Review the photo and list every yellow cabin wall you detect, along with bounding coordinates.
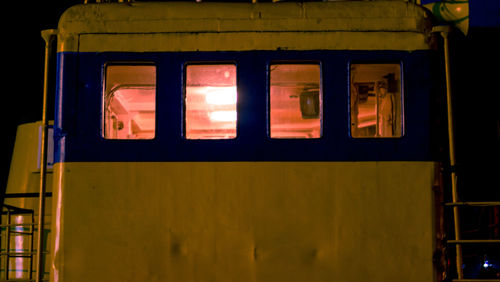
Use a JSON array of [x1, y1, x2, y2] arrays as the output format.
[[5, 122, 53, 196], [2, 2, 438, 280], [51, 161, 438, 282]]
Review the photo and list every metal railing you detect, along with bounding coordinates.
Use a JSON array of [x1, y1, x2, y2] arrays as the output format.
[[1, 205, 35, 281], [433, 25, 500, 282]]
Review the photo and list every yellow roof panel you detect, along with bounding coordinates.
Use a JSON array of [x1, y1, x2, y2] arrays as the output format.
[[57, 1, 434, 52]]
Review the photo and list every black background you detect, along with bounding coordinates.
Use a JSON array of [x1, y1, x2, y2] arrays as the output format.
[[2, 2, 78, 191]]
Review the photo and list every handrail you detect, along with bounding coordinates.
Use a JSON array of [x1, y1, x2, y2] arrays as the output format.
[[1, 204, 36, 280], [36, 29, 57, 282], [2, 204, 35, 215], [452, 279, 500, 282], [447, 239, 500, 244], [433, 25, 464, 280], [3, 193, 52, 199], [445, 201, 500, 207]]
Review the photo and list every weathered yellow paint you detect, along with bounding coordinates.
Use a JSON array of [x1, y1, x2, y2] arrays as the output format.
[[56, 1, 433, 52], [51, 161, 438, 282], [78, 31, 430, 53], [5, 122, 53, 196]]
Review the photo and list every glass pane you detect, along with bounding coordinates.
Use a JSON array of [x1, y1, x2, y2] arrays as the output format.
[[270, 64, 321, 139], [185, 64, 237, 139], [350, 64, 402, 138], [103, 65, 156, 139]]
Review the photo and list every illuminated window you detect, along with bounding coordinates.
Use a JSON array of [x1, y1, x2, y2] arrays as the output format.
[[185, 64, 237, 139], [270, 64, 322, 139], [350, 64, 403, 138], [103, 65, 156, 139]]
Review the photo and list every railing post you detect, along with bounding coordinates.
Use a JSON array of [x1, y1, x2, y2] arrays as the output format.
[[37, 29, 57, 282], [4, 209, 11, 280], [433, 25, 464, 280]]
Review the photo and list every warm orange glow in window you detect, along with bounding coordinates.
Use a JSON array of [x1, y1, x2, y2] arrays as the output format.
[[350, 64, 402, 138], [103, 65, 156, 139], [270, 64, 322, 139], [185, 64, 237, 139]]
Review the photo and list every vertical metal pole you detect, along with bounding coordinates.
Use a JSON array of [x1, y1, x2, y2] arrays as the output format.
[[37, 29, 57, 282], [5, 210, 11, 280], [433, 25, 464, 280], [29, 212, 35, 280]]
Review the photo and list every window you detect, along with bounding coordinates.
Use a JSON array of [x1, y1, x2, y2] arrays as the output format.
[[350, 63, 403, 138], [269, 64, 322, 139], [102, 65, 156, 139], [185, 64, 237, 139]]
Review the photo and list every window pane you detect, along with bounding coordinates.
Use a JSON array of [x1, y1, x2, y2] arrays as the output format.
[[185, 64, 237, 139], [103, 65, 156, 139], [350, 64, 402, 138], [270, 64, 321, 139]]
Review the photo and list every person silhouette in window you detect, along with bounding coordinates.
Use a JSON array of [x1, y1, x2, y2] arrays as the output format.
[[376, 81, 394, 137]]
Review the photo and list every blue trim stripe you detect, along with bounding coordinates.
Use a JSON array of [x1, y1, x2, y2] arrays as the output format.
[[54, 50, 440, 162]]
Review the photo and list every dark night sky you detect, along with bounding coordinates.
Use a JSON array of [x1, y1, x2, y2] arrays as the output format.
[[2, 1, 81, 193], [1, 1, 499, 200]]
